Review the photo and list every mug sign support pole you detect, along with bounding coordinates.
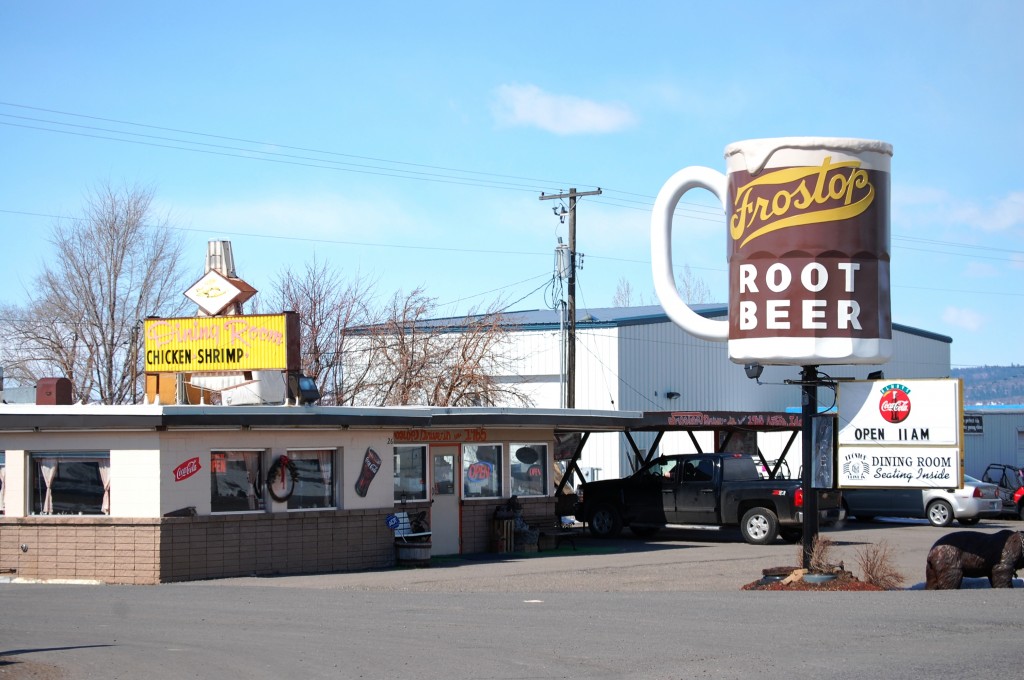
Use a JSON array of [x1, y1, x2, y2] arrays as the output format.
[[800, 365, 820, 569]]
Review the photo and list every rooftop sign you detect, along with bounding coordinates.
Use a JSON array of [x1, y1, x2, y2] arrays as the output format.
[[144, 313, 299, 373]]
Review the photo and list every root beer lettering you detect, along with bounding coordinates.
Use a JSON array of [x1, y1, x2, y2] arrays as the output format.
[[737, 261, 862, 330]]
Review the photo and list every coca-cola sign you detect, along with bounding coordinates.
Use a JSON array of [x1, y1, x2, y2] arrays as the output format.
[[878, 384, 911, 423], [174, 457, 201, 482]]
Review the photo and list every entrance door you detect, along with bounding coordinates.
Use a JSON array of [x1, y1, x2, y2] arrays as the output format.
[[430, 445, 461, 555]]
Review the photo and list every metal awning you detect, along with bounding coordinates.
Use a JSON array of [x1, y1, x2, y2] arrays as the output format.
[[0, 404, 644, 432]]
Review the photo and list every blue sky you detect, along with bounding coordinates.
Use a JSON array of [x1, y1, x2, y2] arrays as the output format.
[[1, 1, 1022, 369]]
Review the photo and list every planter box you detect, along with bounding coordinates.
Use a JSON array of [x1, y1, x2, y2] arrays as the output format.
[[395, 540, 432, 567]]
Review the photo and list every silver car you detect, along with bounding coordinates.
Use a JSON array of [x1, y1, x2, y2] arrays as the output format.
[[843, 475, 1003, 527]]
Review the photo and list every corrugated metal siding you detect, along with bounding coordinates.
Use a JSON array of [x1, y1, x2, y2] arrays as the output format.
[[884, 330, 951, 379], [574, 328, 623, 477], [498, 329, 563, 407], [962, 411, 1024, 477], [486, 312, 953, 480]]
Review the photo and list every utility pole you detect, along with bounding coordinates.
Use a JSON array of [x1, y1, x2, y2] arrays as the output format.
[[540, 187, 602, 408]]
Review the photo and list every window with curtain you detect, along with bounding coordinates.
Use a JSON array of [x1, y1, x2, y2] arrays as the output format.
[[29, 453, 110, 515], [393, 446, 427, 502], [463, 444, 503, 498], [285, 449, 335, 509], [511, 443, 548, 496], [211, 450, 264, 512]]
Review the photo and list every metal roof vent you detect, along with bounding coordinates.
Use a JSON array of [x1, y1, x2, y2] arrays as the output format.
[[36, 377, 73, 405]]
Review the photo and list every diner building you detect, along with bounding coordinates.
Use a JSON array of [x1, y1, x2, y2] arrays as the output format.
[[0, 402, 639, 583]]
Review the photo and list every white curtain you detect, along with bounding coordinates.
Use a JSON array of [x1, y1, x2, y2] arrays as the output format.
[[40, 458, 58, 514], [0, 466, 6, 514], [98, 460, 111, 515], [316, 451, 333, 506], [243, 452, 260, 510]]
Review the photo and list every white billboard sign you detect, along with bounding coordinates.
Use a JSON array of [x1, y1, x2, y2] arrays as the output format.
[[837, 379, 963, 488]]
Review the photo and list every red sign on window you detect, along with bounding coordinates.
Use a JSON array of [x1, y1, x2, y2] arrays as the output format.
[[466, 462, 492, 482]]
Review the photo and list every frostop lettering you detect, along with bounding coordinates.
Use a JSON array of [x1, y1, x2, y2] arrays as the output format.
[[737, 261, 862, 331]]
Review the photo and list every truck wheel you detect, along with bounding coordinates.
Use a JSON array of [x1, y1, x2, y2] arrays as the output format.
[[926, 499, 954, 527], [740, 507, 779, 545], [588, 504, 623, 538]]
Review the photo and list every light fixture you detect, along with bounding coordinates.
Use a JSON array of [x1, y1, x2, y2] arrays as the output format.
[[665, 391, 680, 400], [288, 373, 321, 405], [867, 370, 885, 380], [744, 363, 764, 381]]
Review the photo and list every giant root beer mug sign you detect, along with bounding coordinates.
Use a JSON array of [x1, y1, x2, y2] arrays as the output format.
[[651, 137, 893, 365]]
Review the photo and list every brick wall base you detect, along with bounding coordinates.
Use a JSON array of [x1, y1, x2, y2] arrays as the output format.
[[0, 509, 396, 585], [0, 498, 566, 584], [459, 497, 558, 553]]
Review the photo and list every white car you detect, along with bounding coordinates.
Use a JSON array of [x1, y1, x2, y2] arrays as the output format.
[[843, 475, 1003, 527]]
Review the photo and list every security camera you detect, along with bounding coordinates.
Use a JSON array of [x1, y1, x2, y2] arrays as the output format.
[[744, 363, 764, 380]]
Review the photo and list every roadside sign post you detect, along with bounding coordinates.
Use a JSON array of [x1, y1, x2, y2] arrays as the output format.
[[800, 365, 821, 568]]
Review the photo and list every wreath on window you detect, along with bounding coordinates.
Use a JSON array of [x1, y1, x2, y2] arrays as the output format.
[[266, 455, 300, 502]]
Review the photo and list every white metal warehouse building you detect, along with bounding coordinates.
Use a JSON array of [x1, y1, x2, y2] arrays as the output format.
[[488, 304, 954, 480], [963, 407, 1024, 479]]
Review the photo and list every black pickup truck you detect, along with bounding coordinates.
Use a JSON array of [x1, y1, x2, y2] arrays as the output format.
[[575, 453, 844, 545]]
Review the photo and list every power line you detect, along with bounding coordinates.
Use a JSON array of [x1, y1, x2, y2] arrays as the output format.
[[5, 102, 1024, 253], [0, 119, 550, 193], [10, 104, 1022, 264], [4, 207, 1021, 299], [0, 101, 728, 220], [0, 102, 581, 186], [0, 208, 555, 257]]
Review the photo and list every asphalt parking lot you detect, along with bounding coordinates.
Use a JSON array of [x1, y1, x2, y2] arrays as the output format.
[[4, 518, 1024, 680], [195, 515, 1024, 592]]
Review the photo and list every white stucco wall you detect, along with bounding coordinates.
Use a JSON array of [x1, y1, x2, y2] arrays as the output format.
[[0, 431, 162, 517]]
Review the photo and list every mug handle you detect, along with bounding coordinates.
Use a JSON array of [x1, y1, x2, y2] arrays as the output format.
[[650, 166, 730, 342]]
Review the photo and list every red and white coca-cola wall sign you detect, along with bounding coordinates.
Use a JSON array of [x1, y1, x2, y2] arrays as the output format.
[[174, 457, 201, 482]]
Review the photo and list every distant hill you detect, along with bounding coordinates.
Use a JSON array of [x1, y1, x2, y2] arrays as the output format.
[[951, 365, 1024, 406]]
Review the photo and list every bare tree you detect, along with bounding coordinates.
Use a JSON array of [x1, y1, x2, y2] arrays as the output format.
[[269, 258, 378, 405], [612, 277, 637, 307], [368, 288, 436, 405], [675, 264, 712, 304], [1, 183, 188, 403], [1, 298, 95, 400], [424, 301, 528, 407], [613, 267, 712, 308], [363, 288, 529, 407]]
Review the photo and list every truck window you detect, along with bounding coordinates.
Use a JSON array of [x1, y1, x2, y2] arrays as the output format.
[[721, 456, 759, 482], [660, 459, 680, 480], [683, 459, 714, 482]]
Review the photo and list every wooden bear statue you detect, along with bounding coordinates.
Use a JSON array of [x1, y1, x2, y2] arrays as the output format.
[[925, 530, 1024, 589]]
